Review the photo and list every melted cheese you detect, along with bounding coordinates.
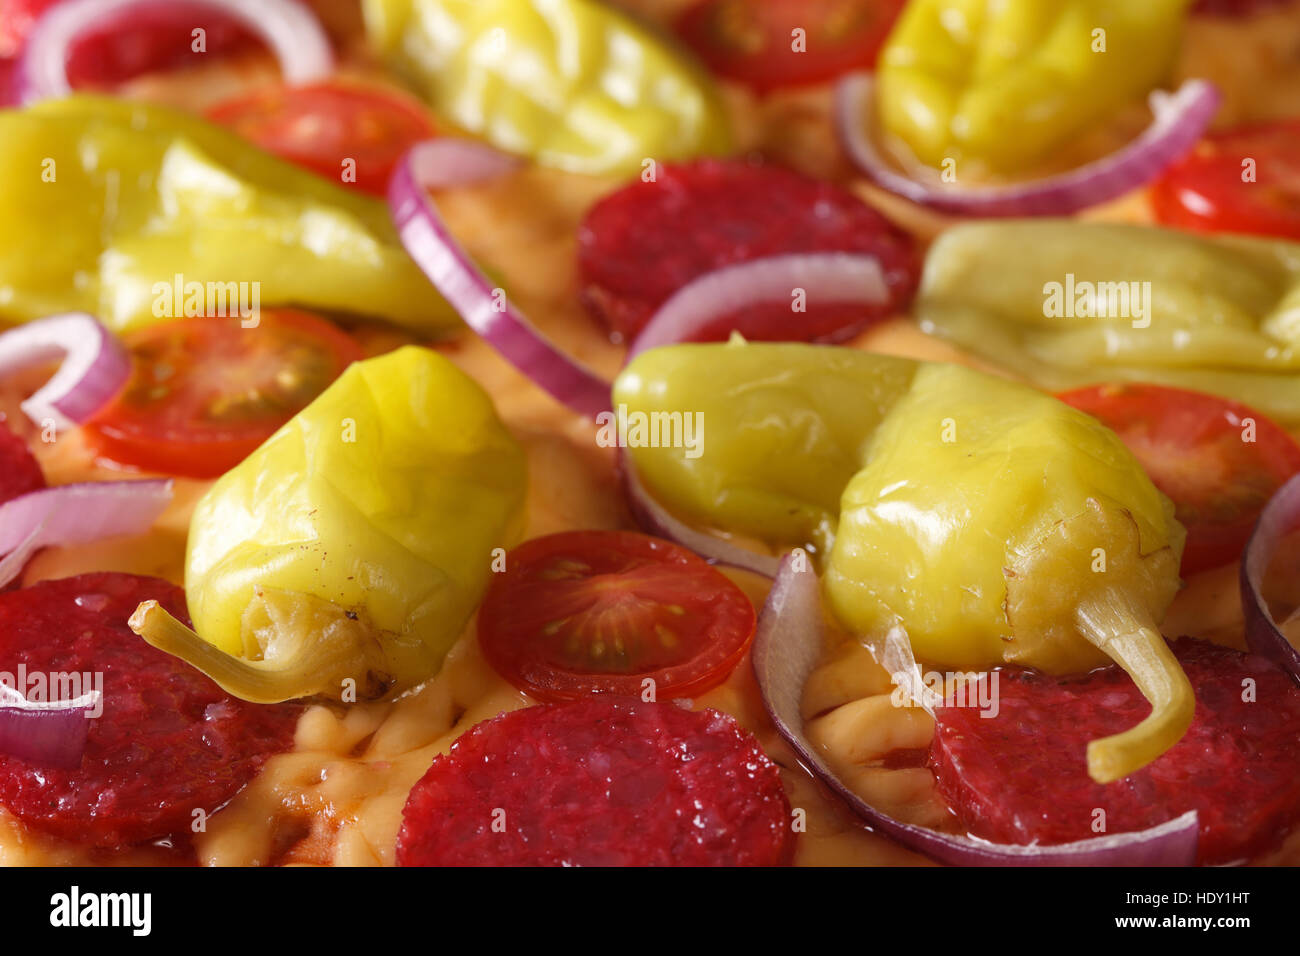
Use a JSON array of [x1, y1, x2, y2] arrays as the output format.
[[2, 1, 1300, 866]]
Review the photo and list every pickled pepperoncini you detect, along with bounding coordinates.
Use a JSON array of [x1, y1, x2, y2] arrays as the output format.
[[130, 347, 527, 703], [876, 0, 1192, 175], [614, 341, 1193, 783], [364, 0, 731, 176], [916, 220, 1300, 423], [0, 96, 454, 333]]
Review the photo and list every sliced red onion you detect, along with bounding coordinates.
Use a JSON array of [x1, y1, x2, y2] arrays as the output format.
[[626, 253, 889, 361], [0, 682, 99, 769], [389, 139, 614, 419], [0, 313, 130, 431], [16, 0, 333, 104], [621, 454, 781, 577], [1241, 473, 1300, 681], [835, 73, 1221, 217], [752, 552, 1200, 865], [0, 479, 173, 588]]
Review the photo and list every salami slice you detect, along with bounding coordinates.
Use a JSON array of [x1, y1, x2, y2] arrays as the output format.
[[0, 58, 13, 106], [1192, 0, 1290, 16], [1, 0, 258, 84], [397, 697, 795, 866], [930, 637, 1300, 864], [0, 573, 299, 848], [576, 158, 919, 342], [0, 417, 44, 505]]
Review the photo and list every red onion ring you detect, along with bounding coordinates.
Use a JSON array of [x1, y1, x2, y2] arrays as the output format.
[[626, 253, 889, 361], [15, 0, 334, 104], [0, 682, 100, 769], [389, 139, 614, 419], [0, 479, 173, 588], [835, 73, 1221, 217], [620, 453, 781, 578], [0, 313, 130, 431], [1241, 473, 1300, 681], [752, 552, 1200, 865]]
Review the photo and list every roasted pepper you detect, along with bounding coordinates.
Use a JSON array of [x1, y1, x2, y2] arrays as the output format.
[[364, 0, 731, 176], [615, 340, 1190, 783], [876, 0, 1191, 174], [0, 96, 455, 333], [916, 220, 1300, 423], [130, 346, 527, 702]]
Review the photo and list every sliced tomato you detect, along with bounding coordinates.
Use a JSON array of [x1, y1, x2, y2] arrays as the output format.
[[477, 530, 757, 701], [84, 310, 362, 480], [675, 0, 905, 94], [1, 0, 259, 84], [1059, 383, 1300, 575], [207, 81, 436, 196], [1150, 119, 1300, 240]]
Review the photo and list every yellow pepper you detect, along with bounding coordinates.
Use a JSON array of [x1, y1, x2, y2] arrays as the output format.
[[130, 347, 526, 703], [0, 96, 455, 333], [916, 220, 1300, 423], [615, 340, 1191, 783], [364, 0, 732, 176], [876, 0, 1192, 174]]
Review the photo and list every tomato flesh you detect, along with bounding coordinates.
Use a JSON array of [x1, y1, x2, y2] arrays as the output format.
[[477, 530, 757, 701], [207, 81, 436, 196], [84, 310, 362, 479], [1151, 119, 1300, 240], [675, 0, 905, 94], [1059, 383, 1300, 575]]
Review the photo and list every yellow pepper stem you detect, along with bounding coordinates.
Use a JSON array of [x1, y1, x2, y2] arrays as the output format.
[[129, 600, 390, 704], [1074, 593, 1195, 784]]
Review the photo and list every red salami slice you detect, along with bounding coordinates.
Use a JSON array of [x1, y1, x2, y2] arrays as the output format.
[[1192, 0, 1291, 16], [397, 697, 795, 866], [930, 637, 1300, 864], [0, 573, 299, 848], [0, 57, 13, 105], [1, 0, 258, 83], [0, 418, 43, 504], [576, 159, 919, 342]]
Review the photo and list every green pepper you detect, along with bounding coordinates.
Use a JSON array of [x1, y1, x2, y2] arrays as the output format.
[[364, 0, 731, 176], [876, 0, 1191, 174], [615, 340, 1191, 783], [0, 96, 455, 333], [916, 219, 1300, 423], [130, 346, 526, 702]]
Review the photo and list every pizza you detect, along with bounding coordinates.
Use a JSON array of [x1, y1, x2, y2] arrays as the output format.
[[0, 0, 1298, 869]]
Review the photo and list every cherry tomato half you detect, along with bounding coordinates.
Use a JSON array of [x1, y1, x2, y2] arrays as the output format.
[[84, 309, 363, 479], [477, 530, 757, 701], [1151, 119, 1300, 240], [1059, 383, 1300, 575], [675, 0, 905, 95], [207, 81, 436, 196]]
